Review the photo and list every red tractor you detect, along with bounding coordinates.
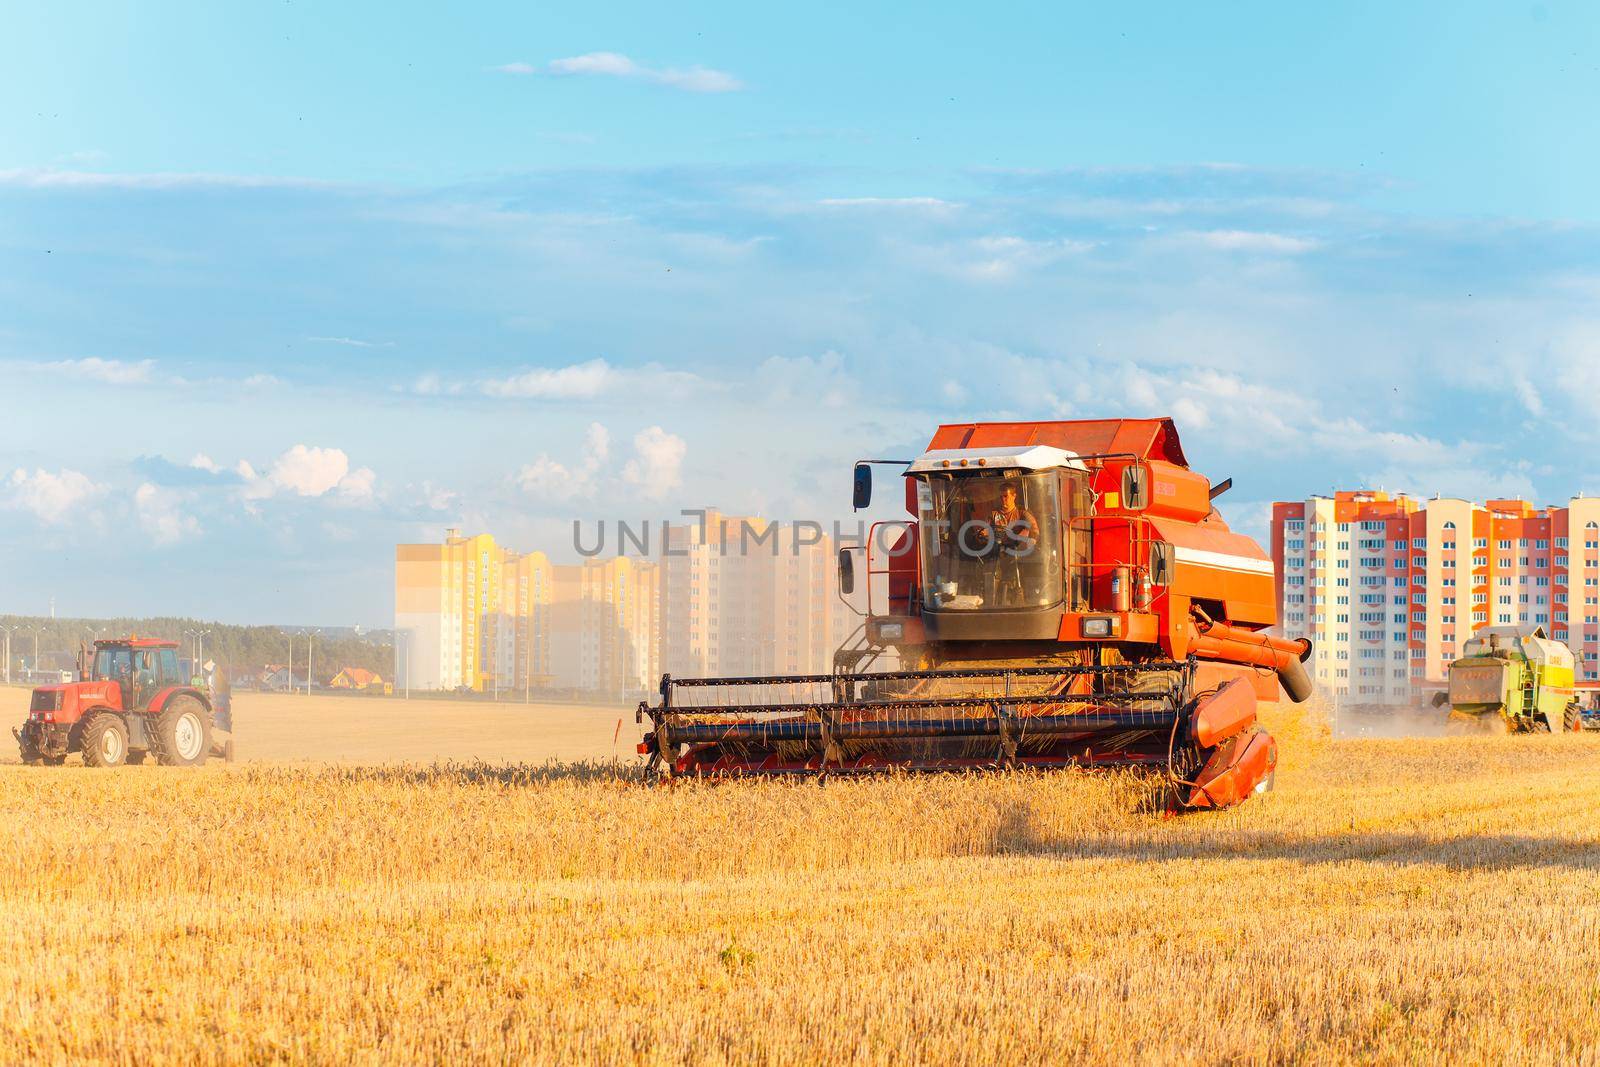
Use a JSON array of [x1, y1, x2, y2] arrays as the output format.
[[14, 637, 230, 767]]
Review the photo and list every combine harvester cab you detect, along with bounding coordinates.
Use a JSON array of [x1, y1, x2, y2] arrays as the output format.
[[639, 418, 1314, 810], [1434, 625, 1585, 733]]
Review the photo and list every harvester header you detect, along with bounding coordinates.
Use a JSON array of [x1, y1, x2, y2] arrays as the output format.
[[640, 416, 1313, 810]]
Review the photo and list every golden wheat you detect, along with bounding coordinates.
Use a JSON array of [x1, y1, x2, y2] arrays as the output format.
[[0, 697, 1597, 1065]]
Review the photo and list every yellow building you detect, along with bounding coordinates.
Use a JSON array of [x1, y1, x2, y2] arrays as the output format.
[[660, 509, 853, 679], [395, 529, 553, 692], [395, 529, 655, 695], [549, 556, 661, 695]]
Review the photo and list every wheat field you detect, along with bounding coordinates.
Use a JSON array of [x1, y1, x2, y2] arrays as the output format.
[[1, 694, 1597, 1064]]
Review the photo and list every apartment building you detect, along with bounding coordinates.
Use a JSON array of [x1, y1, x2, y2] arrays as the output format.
[[394, 529, 658, 694], [659, 509, 852, 679], [1272, 491, 1600, 705], [397, 513, 847, 694], [549, 556, 661, 696]]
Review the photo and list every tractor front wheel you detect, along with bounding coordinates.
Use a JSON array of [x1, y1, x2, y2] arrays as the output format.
[[1564, 700, 1584, 733], [79, 712, 129, 768], [150, 696, 212, 767]]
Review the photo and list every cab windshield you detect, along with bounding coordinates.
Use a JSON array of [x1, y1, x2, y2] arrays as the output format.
[[916, 471, 1068, 611], [92, 648, 134, 682]]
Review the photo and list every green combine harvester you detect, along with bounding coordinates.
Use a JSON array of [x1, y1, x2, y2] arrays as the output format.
[[1433, 625, 1586, 733]]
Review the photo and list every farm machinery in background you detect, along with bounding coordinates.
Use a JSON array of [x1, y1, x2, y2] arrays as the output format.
[[14, 636, 234, 766], [1432, 625, 1588, 733], [639, 418, 1314, 810]]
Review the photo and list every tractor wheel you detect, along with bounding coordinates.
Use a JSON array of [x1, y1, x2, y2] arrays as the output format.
[[1564, 701, 1584, 733], [149, 695, 212, 767], [79, 713, 129, 768]]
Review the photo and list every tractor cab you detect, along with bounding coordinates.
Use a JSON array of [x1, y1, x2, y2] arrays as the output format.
[[88, 638, 186, 711]]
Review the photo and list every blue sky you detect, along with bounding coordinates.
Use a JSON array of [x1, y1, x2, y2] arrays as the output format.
[[3, 2, 1600, 625]]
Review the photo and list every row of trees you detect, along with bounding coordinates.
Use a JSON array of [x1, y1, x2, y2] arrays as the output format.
[[0, 615, 392, 685]]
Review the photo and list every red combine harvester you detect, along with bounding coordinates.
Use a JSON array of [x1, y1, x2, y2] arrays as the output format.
[[14, 636, 228, 767], [638, 418, 1313, 809]]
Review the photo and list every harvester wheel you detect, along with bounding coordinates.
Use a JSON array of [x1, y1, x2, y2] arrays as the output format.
[[149, 695, 212, 767], [1563, 701, 1583, 733], [79, 712, 129, 768]]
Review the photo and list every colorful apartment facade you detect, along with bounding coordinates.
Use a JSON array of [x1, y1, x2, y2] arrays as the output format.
[[394, 529, 556, 693], [397, 513, 850, 696], [659, 509, 852, 680], [1272, 491, 1600, 704], [549, 556, 661, 695]]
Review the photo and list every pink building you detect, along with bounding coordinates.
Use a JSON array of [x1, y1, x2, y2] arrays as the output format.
[[1272, 491, 1600, 705]]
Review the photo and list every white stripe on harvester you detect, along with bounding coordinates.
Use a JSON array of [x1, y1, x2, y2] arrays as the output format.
[[1171, 546, 1276, 575]]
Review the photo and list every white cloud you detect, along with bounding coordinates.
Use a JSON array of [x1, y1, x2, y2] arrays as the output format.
[[337, 466, 377, 504], [516, 421, 611, 500], [583, 421, 611, 465], [268, 445, 350, 497], [515, 455, 583, 499], [817, 197, 956, 210], [485, 358, 615, 399], [1511, 374, 1544, 417], [1191, 230, 1318, 254], [134, 483, 201, 545], [415, 481, 459, 512], [495, 61, 537, 75], [307, 336, 391, 348], [6, 468, 103, 523], [0, 169, 332, 190], [957, 235, 1094, 280], [237, 445, 379, 504], [40, 357, 155, 384], [480, 358, 698, 401], [242, 374, 281, 389], [757, 352, 855, 409], [188, 454, 222, 473], [409, 372, 464, 396], [537, 51, 743, 93], [622, 426, 687, 499]]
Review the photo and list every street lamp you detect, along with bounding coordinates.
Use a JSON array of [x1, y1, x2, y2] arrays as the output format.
[[0, 624, 15, 685], [306, 628, 321, 696]]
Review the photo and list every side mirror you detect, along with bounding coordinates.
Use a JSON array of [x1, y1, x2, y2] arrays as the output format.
[[837, 548, 856, 596], [852, 464, 872, 510], [1121, 465, 1149, 510], [1148, 542, 1173, 586]]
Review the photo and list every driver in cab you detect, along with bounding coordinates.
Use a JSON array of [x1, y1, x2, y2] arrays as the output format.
[[968, 480, 1041, 607]]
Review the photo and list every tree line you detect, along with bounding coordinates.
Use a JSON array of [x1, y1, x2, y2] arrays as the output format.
[[0, 615, 391, 685]]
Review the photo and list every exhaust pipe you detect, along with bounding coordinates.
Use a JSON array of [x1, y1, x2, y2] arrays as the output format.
[[1190, 609, 1314, 704]]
